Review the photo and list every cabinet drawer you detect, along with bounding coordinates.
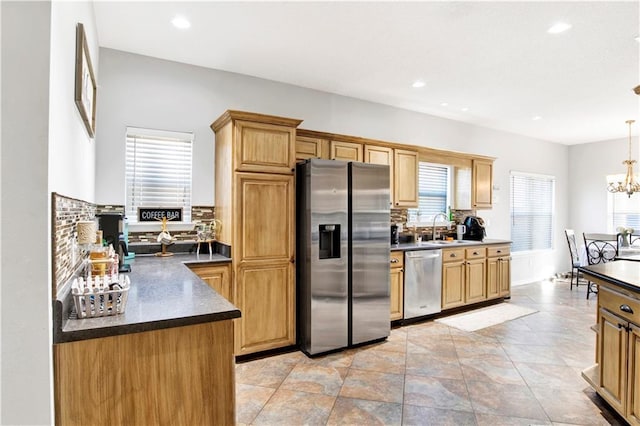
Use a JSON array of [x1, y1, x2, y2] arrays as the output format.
[[390, 251, 404, 268], [443, 248, 465, 262], [600, 286, 640, 325], [487, 245, 510, 258], [465, 247, 486, 259]]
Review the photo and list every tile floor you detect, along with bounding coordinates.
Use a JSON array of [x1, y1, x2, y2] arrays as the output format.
[[235, 280, 627, 425]]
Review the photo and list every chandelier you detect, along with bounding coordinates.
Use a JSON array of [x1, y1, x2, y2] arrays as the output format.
[[607, 119, 640, 198]]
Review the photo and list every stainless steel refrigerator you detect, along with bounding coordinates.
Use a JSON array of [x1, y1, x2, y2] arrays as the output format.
[[297, 159, 391, 356]]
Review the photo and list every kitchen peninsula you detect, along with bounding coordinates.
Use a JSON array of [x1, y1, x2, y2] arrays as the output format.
[[579, 260, 640, 424], [53, 254, 239, 425]]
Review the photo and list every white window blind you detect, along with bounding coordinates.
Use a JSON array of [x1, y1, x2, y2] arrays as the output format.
[[408, 162, 450, 222], [607, 189, 640, 231], [125, 127, 193, 223], [510, 172, 555, 252]]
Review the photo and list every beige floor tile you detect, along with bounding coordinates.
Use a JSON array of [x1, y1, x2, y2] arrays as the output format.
[[326, 397, 402, 425], [235, 358, 296, 388], [466, 380, 548, 420], [350, 348, 406, 374], [530, 386, 625, 425], [405, 352, 464, 380], [280, 363, 345, 396], [404, 374, 473, 411], [252, 388, 336, 426], [235, 384, 276, 425], [474, 412, 552, 425], [513, 362, 589, 391], [339, 368, 404, 404], [402, 405, 476, 426], [459, 357, 526, 385]]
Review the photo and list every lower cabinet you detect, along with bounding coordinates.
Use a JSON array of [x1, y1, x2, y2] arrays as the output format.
[[592, 287, 640, 424], [235, 262, 295, 355], [390, 251, 404, 321], [465, 248, 487, 304], [442, 248, 466, 310], [487, 245, 511, 299], [187, 263, 232, 302]]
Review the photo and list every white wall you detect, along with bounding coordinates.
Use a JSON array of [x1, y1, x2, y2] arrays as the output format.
[[1, 2, 53, 424], [569, 136, 630, 238], [49, 1, 98, 202], [1, 1, 98, 423], [96, 49, 570, 283]]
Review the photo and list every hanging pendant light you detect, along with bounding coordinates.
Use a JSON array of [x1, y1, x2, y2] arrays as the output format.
[[607, 120, 640, 198]]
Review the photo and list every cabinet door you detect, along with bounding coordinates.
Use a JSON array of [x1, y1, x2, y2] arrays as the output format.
[[234, 173, 294, 264], [234, 120, 296, 174], [499, 257, 511, 297], [296, 136, 329, 162], [331, 141, 363, 162], [486, 257, 500, 299], [390, 267, 404, 321], [628, 323, 640, 424], [365, 145, 394, 205], [393, 149, 418, 208], [235, 262, 295, 355], [442, 261, 465, 309], [472, 159, 493, 209], [466, 258, 486, 303], [188, 264, 232, 302], [599, 308, 628, 415]]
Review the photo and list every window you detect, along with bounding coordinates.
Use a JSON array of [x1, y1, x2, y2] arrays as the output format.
[[125, 127, 193, 223], [510, 172, 555, 252], [607, 190, 640, 231], [408, 162, 451, 223]]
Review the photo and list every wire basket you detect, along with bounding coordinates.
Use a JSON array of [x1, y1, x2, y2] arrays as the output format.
[[72, 276, 130, 319]]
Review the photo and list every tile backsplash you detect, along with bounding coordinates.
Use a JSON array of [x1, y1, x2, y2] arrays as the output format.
[[52, 193, 96, 296]]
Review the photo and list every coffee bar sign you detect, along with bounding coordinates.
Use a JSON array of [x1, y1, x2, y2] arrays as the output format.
[[138, 208, 183, 222]]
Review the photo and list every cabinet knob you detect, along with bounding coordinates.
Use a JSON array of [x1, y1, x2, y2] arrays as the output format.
[[497, 250, 502, 253], [473, 251, 479, 255], [620, 304, 634, 314], [450, 253, 457, 258], [390, 258, 399, 263], [290, 257, 295, 264]]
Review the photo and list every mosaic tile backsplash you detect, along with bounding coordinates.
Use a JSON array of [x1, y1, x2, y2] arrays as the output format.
[[52, 193, 96, 295]]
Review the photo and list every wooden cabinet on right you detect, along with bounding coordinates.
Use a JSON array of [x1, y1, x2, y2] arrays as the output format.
[[442, 244, 509, 311], [472, 159, 493, 209], [390, 251, 404, 321], [486, 245, 511, 299], [296, 135, 329, 162], [393, 149, 419, 208], [187, 263, 232, 303]]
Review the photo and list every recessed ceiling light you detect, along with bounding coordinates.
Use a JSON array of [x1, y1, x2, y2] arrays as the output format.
[[412, 80, 426, 88], [171, 15, 191, 29], [636, 35, 640, 42], [440, 102, 449, 107], [532, 116, 542, 121], [461, 107, 469, 112], [547, 22, 571, 34]]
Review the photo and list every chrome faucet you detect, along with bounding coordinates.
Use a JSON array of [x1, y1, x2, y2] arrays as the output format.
[[432, 212, 449, 241]]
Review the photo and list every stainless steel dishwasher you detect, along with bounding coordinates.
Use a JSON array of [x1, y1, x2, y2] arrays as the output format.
[[404, 250, 443, 319]]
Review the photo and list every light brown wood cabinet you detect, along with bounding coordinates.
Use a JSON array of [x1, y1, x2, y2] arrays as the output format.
[[390, 251, 404, 321], [486, 245, 511, 299], [472, 159, 493, 209], [212, 110, 301, 356], [331, 140, 363, 162], [442, 245, 511, 311], [54, 321, 235, 426], [394, 149, 419, 208], [296, 135, 329, 161], [187, 263, 232, 302]]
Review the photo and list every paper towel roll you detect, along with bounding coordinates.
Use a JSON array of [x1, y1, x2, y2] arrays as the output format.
[[77, 220, 96, 245]]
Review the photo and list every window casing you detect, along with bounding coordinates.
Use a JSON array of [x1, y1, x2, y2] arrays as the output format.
[[125, 127, 193, 223], [607, 189, 640, 231], [510, 172, 555, 252], [408, 162, 451, 224]]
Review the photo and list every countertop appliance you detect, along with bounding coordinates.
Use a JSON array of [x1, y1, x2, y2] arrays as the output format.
[[297, 159, 390, 356], [463, 216, 486, 241], [98, 214, 131, 273], [391, 224, 400, 245], [404, 250, 442, 319]]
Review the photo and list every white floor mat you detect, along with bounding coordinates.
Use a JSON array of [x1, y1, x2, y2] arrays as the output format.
[[435, 303, 538, 332]]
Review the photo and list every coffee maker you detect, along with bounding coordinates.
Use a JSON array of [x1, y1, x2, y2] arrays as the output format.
[[98, 214, 131, 272], [462, 216, 486, 241]]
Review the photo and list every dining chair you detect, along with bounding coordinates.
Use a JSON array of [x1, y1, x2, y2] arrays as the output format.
[[582, 233, 619, 299], [564, 229, 582, 290]]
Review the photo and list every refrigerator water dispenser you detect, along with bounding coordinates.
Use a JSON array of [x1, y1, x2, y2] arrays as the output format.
[[319, 224, 341, 259]]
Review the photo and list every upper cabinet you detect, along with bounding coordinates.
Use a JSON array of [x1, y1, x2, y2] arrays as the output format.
[[393, 149, 419, 208], [212, 111, 301, 175], [472, 159, 493, 209], [295, 136, 329, 162], [331, 141, 363, 162]]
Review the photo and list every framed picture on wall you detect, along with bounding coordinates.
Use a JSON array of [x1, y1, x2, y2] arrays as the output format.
[[75, 23, 97, 138]]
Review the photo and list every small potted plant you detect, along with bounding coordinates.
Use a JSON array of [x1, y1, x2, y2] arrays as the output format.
[[617, 226, 635, 247]]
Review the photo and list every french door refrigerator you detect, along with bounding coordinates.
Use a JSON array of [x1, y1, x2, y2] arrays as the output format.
[[297, 158, 391, 356]]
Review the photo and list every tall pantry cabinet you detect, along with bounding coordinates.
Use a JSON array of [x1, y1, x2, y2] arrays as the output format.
[[211, 111, 302, 356]]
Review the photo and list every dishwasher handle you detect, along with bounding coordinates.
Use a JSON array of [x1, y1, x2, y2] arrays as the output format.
[[405, 250, 442, 259]]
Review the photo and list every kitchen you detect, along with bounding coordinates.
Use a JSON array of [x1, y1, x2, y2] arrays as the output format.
[[2, 1, 638, 425]]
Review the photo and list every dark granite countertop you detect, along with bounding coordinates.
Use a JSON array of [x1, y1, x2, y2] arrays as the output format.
[[53, 253, 239, 344], [391, 239, 512, 251], [579, 260, 640, 294]]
